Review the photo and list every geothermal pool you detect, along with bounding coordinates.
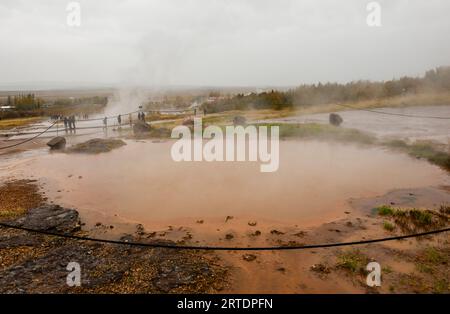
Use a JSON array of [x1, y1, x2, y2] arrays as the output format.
[[1, 140, 448, 235]]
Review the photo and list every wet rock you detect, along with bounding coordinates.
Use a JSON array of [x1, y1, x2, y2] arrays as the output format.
[[150, 127, 171, 138], [242, 254, 257, 262], [46, 136, 66, 150], [293, 231, 306, 237], [250, 230, 261, 237], [133, 120, 152, 134], [136, 224, 145, 236], [67, 138, 126, 154], [233, 116, 247, 126], [182, 118, 194, 127], [7, 204, 80, 234], [329, 113, 343, 126], [0, 235, 41, 249]]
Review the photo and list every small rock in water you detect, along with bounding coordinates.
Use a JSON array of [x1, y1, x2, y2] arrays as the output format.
[[225, 233, 234, 240], [250, 230, 261, 237], [233, 116, 247, 126], [329, 113, 343, 126], [46, 136, 66, 150]]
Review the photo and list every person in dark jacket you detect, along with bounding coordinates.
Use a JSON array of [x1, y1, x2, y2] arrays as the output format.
[[63, 117, 68, 133]]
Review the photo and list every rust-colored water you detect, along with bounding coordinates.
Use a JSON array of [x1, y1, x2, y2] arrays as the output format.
[[1, 139, 448, 237]]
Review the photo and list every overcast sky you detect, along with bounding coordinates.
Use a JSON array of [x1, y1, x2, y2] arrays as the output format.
[[1, 0, 450, 88]]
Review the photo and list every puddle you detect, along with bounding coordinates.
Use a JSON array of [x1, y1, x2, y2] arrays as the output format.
[[260, 105, 450, 144]]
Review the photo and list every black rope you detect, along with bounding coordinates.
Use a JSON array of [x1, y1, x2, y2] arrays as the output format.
[[0, 222, 448, 251], [0, 109, 143, 149], [0, 120, 58, 150], [336, 103, 450, 119], [74, 110, 141, 122]]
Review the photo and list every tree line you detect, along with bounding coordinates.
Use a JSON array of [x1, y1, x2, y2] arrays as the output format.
[[203, 66, 450, 113]]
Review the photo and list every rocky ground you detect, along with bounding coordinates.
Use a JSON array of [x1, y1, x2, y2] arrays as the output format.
[[0, 179, 449, 294], [0, 180, 228, 293]]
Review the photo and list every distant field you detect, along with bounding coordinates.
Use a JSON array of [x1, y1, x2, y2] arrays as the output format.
[[0, 88, 114, 102], [0, 117, 44, 130]]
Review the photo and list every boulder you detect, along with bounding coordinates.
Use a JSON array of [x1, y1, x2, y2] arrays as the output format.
[[133, 121, 152, 134], [329, 113, 343, 126], [10, 204, 80, 233], [233, 116, 247, 126], [47, 136, 66, 150], [182, 118, 194, 127], [67, 138, 126, 154]]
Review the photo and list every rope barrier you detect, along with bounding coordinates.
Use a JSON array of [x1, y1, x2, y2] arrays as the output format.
[[0, 120, 59, 150], [335, 103, 450, 119], [0, 109, 144, 150], [0, 222, 448, 251]]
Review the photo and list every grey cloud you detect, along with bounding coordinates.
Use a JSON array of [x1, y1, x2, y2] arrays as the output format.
[[0, 0, 449, 88]]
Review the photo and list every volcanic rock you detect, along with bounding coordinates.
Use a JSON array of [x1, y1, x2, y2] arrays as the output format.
[[46, 136, 66, 150]]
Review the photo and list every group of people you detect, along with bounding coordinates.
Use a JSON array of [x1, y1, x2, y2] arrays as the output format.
[[102, 114, 123, 128], [59, 111, 146, 135], [137, 112, 146, 121], [63, 115, 76, 133]]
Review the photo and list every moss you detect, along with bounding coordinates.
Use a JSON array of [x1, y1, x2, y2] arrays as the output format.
[[337, 249, 369, 274]]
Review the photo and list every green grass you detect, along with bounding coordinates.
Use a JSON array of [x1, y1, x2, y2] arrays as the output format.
[[408, 209, 433, 226], [433, 279, 449, 293], [383, 140, 450, 171], [259, 123, 376, 144], [0, 208, 27, 220], [337, 249, 369, 274], [423, 247, 446, 264], [377, 205, 395, 216], [375, 205, 448, 233], [383, 221, 395, 231]]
